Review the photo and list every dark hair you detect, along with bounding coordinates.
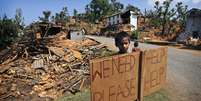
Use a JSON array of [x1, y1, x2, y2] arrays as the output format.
[[115, 31, 130, 47], [134, 41, 139, 47]]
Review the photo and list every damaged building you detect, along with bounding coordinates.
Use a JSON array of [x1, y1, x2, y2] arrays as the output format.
[[177, 8, 201, 42]]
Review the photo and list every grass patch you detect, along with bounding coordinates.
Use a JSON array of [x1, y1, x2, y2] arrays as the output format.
[[144, 89, 170, 101], [56, 89, 90, 101], [57, 89, 170, 101]]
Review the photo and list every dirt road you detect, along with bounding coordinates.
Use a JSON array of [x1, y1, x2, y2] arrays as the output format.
[[86, 35, 201, 101]]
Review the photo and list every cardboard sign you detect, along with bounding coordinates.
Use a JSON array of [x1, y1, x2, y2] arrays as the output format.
[[140, 47, 167, 97], [90, 52, 140, 101]]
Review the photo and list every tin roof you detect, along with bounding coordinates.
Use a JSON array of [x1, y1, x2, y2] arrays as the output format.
[[187, 8, 201, 17]]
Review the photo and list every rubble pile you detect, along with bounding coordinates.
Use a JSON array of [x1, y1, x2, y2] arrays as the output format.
[[185, 37, 201, 46], [0, 31, 113, 100]]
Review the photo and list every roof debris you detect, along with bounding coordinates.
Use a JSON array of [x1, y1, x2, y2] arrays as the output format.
[[0, 31, 114, 101]]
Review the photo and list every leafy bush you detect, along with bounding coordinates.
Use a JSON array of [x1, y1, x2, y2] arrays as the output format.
[[0, 16, 20, 48], [149, 18, 161, 28], [131, 30, 140, 40]]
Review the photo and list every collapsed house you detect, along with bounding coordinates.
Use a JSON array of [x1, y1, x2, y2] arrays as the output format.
[[0, 26, 114, 100], [177, 8, 201, 43], [29, 22, 64, 37]]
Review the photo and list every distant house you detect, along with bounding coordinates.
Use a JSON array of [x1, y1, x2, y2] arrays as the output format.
[[104, 9, 138, 32], [185, 8, 201, 38], [105, 13, 122, 26], [177, 8, 201, 41]]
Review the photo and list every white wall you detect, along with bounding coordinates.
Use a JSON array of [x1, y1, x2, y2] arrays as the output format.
[[130, 11, 138, 31], [70, 31, 84, 40]]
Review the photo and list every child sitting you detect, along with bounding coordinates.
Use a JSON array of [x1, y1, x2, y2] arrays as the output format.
[[115, 31, 131, 54], [115, 31, 140, 54]]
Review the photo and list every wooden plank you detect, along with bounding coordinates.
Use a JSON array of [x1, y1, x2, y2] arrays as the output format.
[[140, 47, 167, 100], [90, 52, 140, 101]]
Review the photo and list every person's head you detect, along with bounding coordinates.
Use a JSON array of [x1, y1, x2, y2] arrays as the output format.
[[115, 31, 130, 54], [134, 41, 139, 47]]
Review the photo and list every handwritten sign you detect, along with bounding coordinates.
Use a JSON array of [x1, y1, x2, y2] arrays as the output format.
[[140, 47, 167, 97], [90, 52, 140, 101]]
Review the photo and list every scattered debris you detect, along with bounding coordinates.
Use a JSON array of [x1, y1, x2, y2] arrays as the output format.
[[0, 31, 114, 100], [186, 37, 201, 46]]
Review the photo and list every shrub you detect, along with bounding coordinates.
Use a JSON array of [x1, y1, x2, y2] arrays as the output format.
[[0, 16, 20, 48], [131, 30, 139, 40]]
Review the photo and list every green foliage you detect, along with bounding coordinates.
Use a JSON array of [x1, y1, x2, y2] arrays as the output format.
[[175, 2, 188, 28], [0, 15, 19, 48], [85, 0, 110, 22], [14, 8, 25, 29], [147, 0, 180, 35], [57, 88, 170, 101], [146, 0, 188, 35], [73, 9, 78, 18], [110, 0, 124, 14], [145, 9, 154, 18], [160, 0, 176, 34], [144, 89, 170, 101], [126, 4, 141, 15], [145, 2, 163, 28], [51, 7, 69, 24], [85, 0, 124, 23], [131, 30, 139, 40], [0, 8, 24, 48], [149, 18, 161, 28], [39, 10, 51, 22]]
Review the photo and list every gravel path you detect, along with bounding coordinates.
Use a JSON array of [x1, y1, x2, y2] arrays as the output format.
[[86, 35, 201, 101]]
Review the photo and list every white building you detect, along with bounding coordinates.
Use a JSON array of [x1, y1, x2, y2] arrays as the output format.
[[105, 9, 138, 31], [106, 13, 122, 26]]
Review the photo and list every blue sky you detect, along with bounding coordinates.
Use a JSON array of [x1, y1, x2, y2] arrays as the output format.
[[0, 0, 200, 25]]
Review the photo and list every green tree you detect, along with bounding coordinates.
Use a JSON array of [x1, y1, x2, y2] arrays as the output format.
[[85, 4, 93, 22], [110, 0, 124, 13], [175, 2, 188, 28], [154, 1, 163, 18], [54, 13, 60, 22], [60, 7, 69, 21], [161, 0, 176, 35], [86, 0, 110, 22], [73, 9, 78, 18], [39, 10, 51, 22], [52, 7, 69, 24], [126, 4, 141, 15], [51, 15, 55, 22], [14, 8, 24, 29], [148, 0, 176, 35], [85, 0, 125, 22], [147, 1, 163, 28], [0, 15, 19, 48], [144, 9, 154, 18]]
